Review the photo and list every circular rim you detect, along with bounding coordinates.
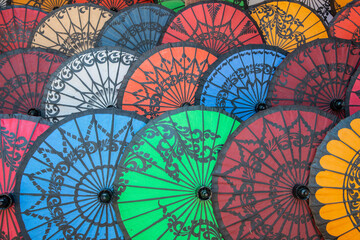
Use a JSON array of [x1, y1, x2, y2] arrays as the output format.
[[95, 3, 176, 48], [113, 104, 241, 240], [14, 108, 148, 240], [212, 104, 339, 240]]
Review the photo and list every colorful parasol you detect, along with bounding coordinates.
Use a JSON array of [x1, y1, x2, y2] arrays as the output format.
[[212, 105, 338, 239], [15, 109, 147, 240], [0, 114, 50, 240], [0, 6, 47, 53], [249, 0, 329, 52], [42, 46, 138, 123], [118, 42, 218, 119], [195, 44, 287, 121], [96, 4, 175, 54], [266, 38, 360, 119], [114, 105, 241, 239], [346, 67, 360, 116], [70, 0, 154, 12], [248, 0, 333, 25], [331, 0, 353, 14], [160, 1, 264, 55], [158, 0, 247, 13], [309, 110, 360, 239], [0, 48, 67, 116], [10, 0, 69, 12], [329, 0, 360, 42], [29, 3, 113, 56]]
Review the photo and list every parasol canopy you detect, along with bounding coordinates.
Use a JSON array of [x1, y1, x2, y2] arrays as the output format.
[[15, 109, 147, 240], [0, 6, 47, 53], [29, 3, 113, 56], [249, 0, 329, 52], [70, 0, 154, 12], [309, 110, 360, 239], [10, 0, 69, 12], [195, 44, 287, 121], [161, 0, 264, 55], [118, 42, 218, 119], [212, 105, 338, 239], [42, 46, 138, 123], [114, 105, 241, 239], [331, 0, 353, 14], [0, 114, 50, 240], [266, 38, 360, 119], [158, 0, 246, 13], [96, 4, 175, 54], [329, 0, 360, 42], [0, 48, 67, 116], [345, 67, 360, 116]]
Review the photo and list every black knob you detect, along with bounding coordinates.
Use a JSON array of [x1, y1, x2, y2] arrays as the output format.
[[98, 189, 113, 204], [106, 105, 116, 108], [197, 186, 211, 201], [292, 184, 310, 200], [110, 7, 118, 12], [52, 7, 59, 10], [180, 102, 191, 107], [330, 99, 344, 111], [27, 108, 41, 116], [255, 103, 268, 112], [0, 194, 13, 210]]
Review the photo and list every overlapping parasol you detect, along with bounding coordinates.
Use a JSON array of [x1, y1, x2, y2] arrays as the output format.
[[10, 0, 69, 12], [70, 0, 154, 12]]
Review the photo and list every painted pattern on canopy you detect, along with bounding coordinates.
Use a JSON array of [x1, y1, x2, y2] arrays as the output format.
[[42, 47, 138, 123], [249, 0, 329, 52], [0, 48, 67, 116], [70, 0, 154, 12], [346, 67, 360, 116], [10, 0, 69, 12], [0, 115, 50, 240], [114, 106, 241, 239], [332, 0, 353, 14], [161, 1, 264, 55], [96, 4, 175, 54], [30, 4, 113, 56], [213, 106, 338, 239], [309, 111, 360, 240], [267, 38, 360, 119], [195, 44, 287, 121], [15, 109, 147, 240], [118, 43, 218, 119], [0, 6, 47, 53], [329, 0, 360, 42]]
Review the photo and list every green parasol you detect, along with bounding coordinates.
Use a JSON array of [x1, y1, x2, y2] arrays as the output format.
[[113, 106, 241, 239]]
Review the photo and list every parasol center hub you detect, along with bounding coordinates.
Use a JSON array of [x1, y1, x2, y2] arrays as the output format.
[[197, 186, 211, 201], [28, 108, 41, 116], [292, 184, 310, 200], [110, 7, 118, 12], [106, 105, 116, 109], [255, 103, 268, 112], [180, 102, 192, 107], [98, 189, 113, 204], [330, 99, 344, 111], [0, 194, 13, 210], [52, 6, 59, 10]]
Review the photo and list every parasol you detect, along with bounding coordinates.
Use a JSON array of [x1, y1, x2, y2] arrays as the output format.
[[160, 0, 264, 55], [96, 4, 175, 54], [70, 0, 154, 12], [266, 38, 360, 119], [0, 114, 50, 240], [114, 105, 241, 239], [329, 0, 360, 42], [331, 0, 353, 14], [0, 6, 47, 53], [309, 110, 360, 239], [0, 48, 67, 116], [10, 0, 69, 12], [118, 42, 218, 119], [158, 0, 246, 13], [249, 0, 329, 52], [345, 67, 360, 116], [212, 105, 338, 239], [14, 109, 147, 240], [29, 3, 113, 56], [248, 0, 333, 25], [42, 46, 138, 123], [195, 44, 287, 121]]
